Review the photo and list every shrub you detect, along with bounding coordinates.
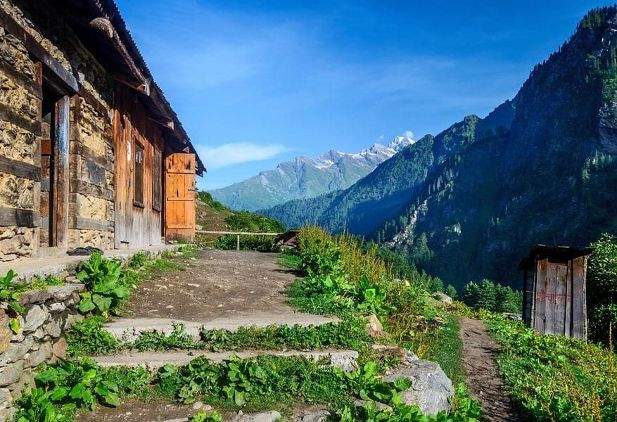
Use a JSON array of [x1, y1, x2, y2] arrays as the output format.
[[588, 233, 617, 349], [486, 315, 617, 421], [462, 279, 522, 314], [76, 253, 131, 317], [297, 227, 342, 277], [66, 317, 119, 357], [14, 360, 150, 421]]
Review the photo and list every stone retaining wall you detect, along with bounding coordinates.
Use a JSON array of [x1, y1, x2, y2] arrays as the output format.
[[0, 283, 84, 419]]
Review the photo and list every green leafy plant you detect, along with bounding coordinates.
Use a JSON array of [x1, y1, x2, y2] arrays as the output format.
[[76, 253, 130, 316], [66, 317, 120, 357], [485, 314, 617, 421], [15, 360, 151, 421], [190, 409, 224, 422]]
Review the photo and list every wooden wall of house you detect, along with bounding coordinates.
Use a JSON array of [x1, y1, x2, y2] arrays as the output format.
[[113, 86, 164, 249]]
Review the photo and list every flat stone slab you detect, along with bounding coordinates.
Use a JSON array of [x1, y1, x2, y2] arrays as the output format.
[[93, 349, 358, 371], [0, 245, 179, 282], [104, 312, 340, 342]]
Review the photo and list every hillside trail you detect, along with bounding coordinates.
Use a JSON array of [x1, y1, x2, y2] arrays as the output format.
[[459, 317, 519, 422], [78, 249, 347, 421]]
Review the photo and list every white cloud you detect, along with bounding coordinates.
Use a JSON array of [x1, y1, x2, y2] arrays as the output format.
[[200, 142, 288, 169]]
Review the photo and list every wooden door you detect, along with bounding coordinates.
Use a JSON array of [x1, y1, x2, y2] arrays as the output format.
[[165, 153, 196, 242], [113, 111, 131, 249]]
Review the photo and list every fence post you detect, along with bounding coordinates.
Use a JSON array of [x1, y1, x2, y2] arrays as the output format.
[[236, 234, 240, 251]]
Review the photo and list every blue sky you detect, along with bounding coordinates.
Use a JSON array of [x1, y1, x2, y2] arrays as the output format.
[[116, 0, 610, 189]]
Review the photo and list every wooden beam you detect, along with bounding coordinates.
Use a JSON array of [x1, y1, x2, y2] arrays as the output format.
[[147, 116, 174, 131], [0, 104, 41, 135], [69, 178, 114, 202], [0, 156, 41, 181], [70, 216, 114, 232], [0, 207, 38, 228], [0, 8, 79, 93], [115, 74, 150, 96], [53, 95, 70, 248]]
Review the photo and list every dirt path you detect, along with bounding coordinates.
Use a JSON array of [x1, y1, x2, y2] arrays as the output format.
[[125, 249, 301, 321], [459, 318, 519, 422]]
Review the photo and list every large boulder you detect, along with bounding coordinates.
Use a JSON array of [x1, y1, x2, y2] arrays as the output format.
[[383, 353, 453, 415]]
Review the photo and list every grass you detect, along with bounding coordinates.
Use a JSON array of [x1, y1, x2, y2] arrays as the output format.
[[485, 314, 617, 421], [420, 315, 464, 385], [67, 318, 373, 357]]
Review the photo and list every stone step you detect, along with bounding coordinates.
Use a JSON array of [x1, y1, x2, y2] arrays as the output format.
[[93, 349, 358, 372], [104, 312, 340, 342], [163, 410, 282, 422]]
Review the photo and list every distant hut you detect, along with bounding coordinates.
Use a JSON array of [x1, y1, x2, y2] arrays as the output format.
[[520, 246, 592, 339]]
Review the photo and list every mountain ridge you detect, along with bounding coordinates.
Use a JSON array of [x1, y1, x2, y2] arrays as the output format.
[[263, 7, 617, 288], [210, 133, 414, 211]]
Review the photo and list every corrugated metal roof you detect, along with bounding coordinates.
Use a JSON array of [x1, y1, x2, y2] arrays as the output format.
[[96, 0, 206, 175]]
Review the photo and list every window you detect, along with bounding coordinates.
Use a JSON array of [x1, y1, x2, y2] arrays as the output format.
[[152, 147, 162, 211], [134, 141, 144, 207]]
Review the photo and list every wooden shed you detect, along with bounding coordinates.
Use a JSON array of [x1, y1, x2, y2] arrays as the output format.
[[520, 246, 592, 339]]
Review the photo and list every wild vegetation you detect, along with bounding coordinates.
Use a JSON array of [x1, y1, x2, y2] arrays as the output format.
[[286, 227, 482, 420], [461, 280, 522, 314], [588, 233, 617, 350], [0, 271, 64, 333], [485, 314, 617, 421], [196, 191, 284, 252]]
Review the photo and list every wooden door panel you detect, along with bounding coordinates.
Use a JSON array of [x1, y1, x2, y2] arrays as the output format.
[[165, 153, 196, 241]]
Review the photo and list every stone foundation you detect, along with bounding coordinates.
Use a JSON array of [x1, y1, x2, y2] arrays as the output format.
[[0, 227, 34, 262], [0, 283, 84, 420]]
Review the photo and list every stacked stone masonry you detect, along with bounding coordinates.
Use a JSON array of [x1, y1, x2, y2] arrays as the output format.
[[0, 283, 84, 420], [0, 0, 116, 259]]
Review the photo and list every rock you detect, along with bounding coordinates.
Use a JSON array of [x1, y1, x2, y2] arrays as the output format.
[[329, 350, 359, 372], [52, 338, 68, 360], [0, 388, 11, 407], [366, 314, 385, 338], [383, 358, 453, 415], [192, 401, 208, 411], [0, 310, 11, 353], [48, 302, 66, 313], [432, 292, 452, 305], [0, 406, 15, 421], [48, 284, 85, 301], [299, 410, 331, 422], [32, 327, 48, 341], [0, 337, 34, 366], [0, 361, 23, 387], [63, 313, 83, 330], [22, 305, 48, 333], [233, 411, 281, 422], [26, 341, 52, 368], [19, 290, 52, 306], [44, 317, 62, 338]]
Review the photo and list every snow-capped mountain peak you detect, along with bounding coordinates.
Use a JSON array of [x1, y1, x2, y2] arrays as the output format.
[[211, 130, 416, 211]]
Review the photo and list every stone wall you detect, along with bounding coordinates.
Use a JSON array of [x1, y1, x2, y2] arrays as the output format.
[[0, 283, 84, 419], [0, 19, 40, 261], [0, 0, 116, 259]]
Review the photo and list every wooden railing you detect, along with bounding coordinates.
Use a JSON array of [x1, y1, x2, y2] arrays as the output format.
[[196, 230, 282, 251]]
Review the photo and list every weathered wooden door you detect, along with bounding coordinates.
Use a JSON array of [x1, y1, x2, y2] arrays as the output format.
[[165, 153, 196, 242]]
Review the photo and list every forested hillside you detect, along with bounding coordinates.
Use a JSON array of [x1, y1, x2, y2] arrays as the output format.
[[264, 7, 617, 289]]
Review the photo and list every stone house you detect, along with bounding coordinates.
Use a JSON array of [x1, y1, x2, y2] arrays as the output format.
[[0, 0, 204, 262]]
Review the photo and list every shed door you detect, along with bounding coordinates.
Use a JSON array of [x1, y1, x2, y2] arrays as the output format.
[[165, 153, 196, 242]]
